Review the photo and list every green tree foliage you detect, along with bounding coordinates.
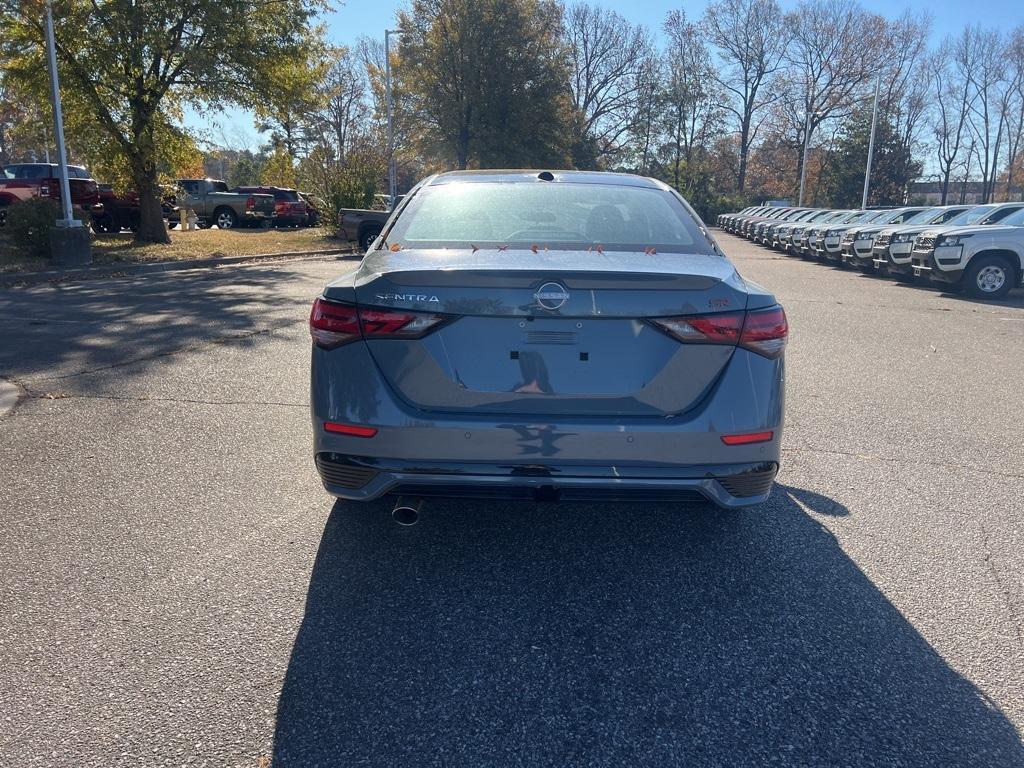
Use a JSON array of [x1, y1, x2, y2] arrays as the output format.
[[228, 152, 266, 188], [0, 0, 326, 243], [261, 146, 299, 188], [819, 112, 922, 207], [317, 149, 386, 233], [4, 196, 88, 257], [395, 0, 577, 170], [254, 49, 329, 158]]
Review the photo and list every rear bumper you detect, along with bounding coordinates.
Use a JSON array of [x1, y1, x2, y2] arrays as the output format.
[[315, 454, 778, 508]]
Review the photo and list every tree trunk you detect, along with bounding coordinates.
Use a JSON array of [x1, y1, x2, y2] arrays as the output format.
[[737, 114, 751, 193], [132, 155, 170, 245]]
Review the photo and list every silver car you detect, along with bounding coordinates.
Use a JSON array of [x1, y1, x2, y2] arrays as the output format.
[[310, 171, 787, 512]]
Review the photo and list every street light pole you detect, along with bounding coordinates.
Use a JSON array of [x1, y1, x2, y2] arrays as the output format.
[[862, 77, 881, 209], [798, 109, 813, 207], [44, 0, 77, 227], [384, 28, 402, 211]]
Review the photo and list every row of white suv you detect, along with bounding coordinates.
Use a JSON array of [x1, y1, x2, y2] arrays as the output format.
[[718, 202, 1024, 299]]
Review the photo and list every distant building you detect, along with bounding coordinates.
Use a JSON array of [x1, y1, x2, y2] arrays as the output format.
[[907, 181, 1024, 205]]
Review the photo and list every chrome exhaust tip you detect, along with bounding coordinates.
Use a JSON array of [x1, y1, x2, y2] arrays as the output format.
[[392, 497, 422, 526]]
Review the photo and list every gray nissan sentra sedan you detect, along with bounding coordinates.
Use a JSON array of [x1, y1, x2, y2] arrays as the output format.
[[310, 170, 787, 512]]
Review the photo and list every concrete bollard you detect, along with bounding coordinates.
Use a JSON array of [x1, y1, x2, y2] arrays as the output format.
[[50, 224, 92, 266]]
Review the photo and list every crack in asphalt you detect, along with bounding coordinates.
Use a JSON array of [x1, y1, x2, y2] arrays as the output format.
[[19, 320, 304, 383], [782, 445, 1024, 481], [18, 391, 308, 409], [978, 522, 1024, 652], [6, 376, 306, 409], [785, 296, 1024, 317]]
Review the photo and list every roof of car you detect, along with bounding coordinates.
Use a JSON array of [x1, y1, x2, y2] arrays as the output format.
[[428, 170, 669, 190]]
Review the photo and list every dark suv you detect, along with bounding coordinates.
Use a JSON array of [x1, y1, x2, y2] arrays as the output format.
[[234, 186, 308, 227]]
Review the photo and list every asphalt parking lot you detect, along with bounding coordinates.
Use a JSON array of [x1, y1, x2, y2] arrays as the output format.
[[1, 234, 1023, 767]]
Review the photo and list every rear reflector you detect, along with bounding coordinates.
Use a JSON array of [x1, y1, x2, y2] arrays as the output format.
[[324, 422, 378, 437], [310, 298, 452, 350], [721, 431, 774, 445]]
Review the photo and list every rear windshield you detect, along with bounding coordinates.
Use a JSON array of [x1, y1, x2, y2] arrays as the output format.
[[275, 190, 300, 201], [385, 182, 715, 254]]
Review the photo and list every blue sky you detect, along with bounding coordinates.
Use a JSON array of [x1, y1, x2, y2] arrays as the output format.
[[185, 0, 1024, 147]]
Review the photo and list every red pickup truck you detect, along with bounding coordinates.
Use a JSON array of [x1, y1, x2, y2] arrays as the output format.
[[234, 185, 308, 227], [0, 163, 101, 225]]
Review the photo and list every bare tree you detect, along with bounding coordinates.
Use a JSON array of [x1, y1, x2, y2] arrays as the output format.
[[781, 0, 887, 196], [625, 51, 664, 176], [701, 0, 788, 192], [877, 11, 932, 193], [962, 28, 1009, 203], [1003, 26, 1024, 200], [660, 11, 723, 193], [564, 2, 654, 165], [314, 48, 370, 164], [928, 32, 978, 205]]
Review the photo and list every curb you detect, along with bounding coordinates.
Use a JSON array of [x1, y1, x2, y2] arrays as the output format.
[[0, 247, 357, 289]]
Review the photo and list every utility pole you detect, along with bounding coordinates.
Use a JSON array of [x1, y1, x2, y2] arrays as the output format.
[[798, 109, 814, 206], [385, 28, 402, 211], [44, 0, 90, 264], [44, 0, 76, 227], [862, 77, 881, 209]]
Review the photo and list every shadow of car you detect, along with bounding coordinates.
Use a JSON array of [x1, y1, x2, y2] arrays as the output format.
[[271, 485, 1023, 766]]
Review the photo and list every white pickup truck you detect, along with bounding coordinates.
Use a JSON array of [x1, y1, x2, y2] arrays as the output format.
[[910, 204, 1024, 298]]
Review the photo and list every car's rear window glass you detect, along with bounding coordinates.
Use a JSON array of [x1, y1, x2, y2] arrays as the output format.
[[275, 190, 300, 201], [210, 181, 229, 193], [386, 182, 714, 254]]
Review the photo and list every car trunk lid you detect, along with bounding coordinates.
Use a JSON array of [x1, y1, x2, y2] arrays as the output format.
[[332, 248, 751, 417]]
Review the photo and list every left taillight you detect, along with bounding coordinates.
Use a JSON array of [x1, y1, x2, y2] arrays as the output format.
[[246, 195, 255, 210], [647, 305, 788, 359], [309, 298, 451, 350], [310, 298, 360, 349]]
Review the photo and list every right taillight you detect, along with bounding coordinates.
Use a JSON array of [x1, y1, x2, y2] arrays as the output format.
[[739, 306, 788, 358], [309, 298, 452, 350], [246, 195, 255, 209], [648, 305, 788, 359]]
